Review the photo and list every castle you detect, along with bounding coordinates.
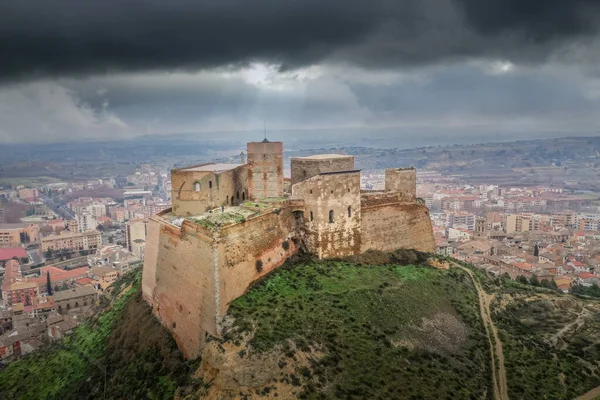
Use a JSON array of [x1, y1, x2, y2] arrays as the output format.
[[142, 139, 435, 358]]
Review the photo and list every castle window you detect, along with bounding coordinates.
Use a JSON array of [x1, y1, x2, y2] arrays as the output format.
[[242, 192, 246, 201], [348, 206, 352, 217], [194, 182, 201, 192], [209, 181, 213, 189], [329, 210, 334, 223], [310, 190, 313, 194], [226, 195, 229, 205], [310, 211, 313, 221]]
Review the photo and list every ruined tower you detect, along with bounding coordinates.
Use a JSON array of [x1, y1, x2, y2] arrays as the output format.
[[246, 139, 283, 199]]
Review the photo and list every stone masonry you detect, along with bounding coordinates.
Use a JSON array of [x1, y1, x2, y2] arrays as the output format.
[[143, 140, 435, 358]]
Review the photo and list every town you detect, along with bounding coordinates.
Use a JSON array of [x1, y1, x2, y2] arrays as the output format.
[[0, 145, 599, 363]]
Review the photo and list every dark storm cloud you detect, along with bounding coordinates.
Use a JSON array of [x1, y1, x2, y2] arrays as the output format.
[[2, 0, 600, 81]]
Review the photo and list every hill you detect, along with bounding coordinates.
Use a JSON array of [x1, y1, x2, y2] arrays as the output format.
[[2, 253, 600, 399], [0, 269, 201, 399]]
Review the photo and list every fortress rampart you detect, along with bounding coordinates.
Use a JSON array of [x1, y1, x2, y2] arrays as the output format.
[[143, 142, 435, 358]]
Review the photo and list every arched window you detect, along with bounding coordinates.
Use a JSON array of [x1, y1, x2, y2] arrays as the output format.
[[329, 210, 334, 223], [310, 190, 313, 194], [209, 180, 213, 189], [194, 182, 201, 192], [348, 206, 352, 217], [310, 211, 313, 221], [242, 192, 245, 201], [226, 195, 229, 205]]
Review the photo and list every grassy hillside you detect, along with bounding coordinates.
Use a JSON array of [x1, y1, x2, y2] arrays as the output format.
[[214, 255, 492, 399], [0, 269, 200, 400], [3, 253, 600, 399]]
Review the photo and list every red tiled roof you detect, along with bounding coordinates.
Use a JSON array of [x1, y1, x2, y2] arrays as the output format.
[[75, 277, 93, 286], [0, 248, 27, 261], [578, 273, 598, 279], [32, 267, 89, 286]]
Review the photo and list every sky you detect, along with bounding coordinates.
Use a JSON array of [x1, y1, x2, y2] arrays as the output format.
[[1, 0, 600, 144]]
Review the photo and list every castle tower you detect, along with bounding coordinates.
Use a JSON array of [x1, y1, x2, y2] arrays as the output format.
[[474, 218, 487, 240], [246, 139, 283, 199]]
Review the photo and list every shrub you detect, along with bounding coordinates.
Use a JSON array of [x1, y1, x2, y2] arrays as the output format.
[[256, 260, 263, 273], [282, 240, 290, 251]]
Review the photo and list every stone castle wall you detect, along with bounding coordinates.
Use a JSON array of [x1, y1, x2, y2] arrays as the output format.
[[290, 156, 355, 185], [385, 168, 416, 201], [142, 204, 302, 359], [216, 205, 301, 318], [171, 166, 248, 216], [247, 142, 283, 199], [361, 202, 435, 253], [292, 171, 361, 258], [142, 216, 217, 359]]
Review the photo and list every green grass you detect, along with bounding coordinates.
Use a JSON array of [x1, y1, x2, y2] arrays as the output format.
[[225, 259, 492, 399], [0, 269, 197, 400]]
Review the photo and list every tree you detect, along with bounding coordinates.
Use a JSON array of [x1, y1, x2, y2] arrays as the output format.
[[517, 275, 528, 285], [96, 224, 104, 232], [61, 281, 69, 291], [45, 249, 53, 259], [20, 257, 29, 264], [529, 275, 540, 286], [533, 244, 539, 257], [46, 271, 53, 296]]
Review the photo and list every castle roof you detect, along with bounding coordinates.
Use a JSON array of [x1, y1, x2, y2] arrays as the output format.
[[293, 154, 353, 160], [180, 163, 243, 173]]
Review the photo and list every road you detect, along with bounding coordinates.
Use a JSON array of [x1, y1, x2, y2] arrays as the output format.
[[41, 196, 75, 220], [454, 263, 508, 400]]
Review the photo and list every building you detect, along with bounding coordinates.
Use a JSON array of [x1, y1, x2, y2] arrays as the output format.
[[1, 260, 39, 307], [54, 286, 97, 314], [0, 223, 40, 248], [88, 245, 143, 273], [0, 247, 28, 263], [89, 266, 119, 291], [17, 188, 39, 203], [31, 266, 90, 294], [41, 230, 101, 253], [143, 139, 435, 358], [473, 218, 488, 240], [125, 219, 147, 252], [75, 213, 97, 233]]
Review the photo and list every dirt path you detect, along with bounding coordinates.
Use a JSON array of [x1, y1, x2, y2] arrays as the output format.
[[550, 308, 590, 348], [575, 385, 600, 400], [454, 264, 509, 400]]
